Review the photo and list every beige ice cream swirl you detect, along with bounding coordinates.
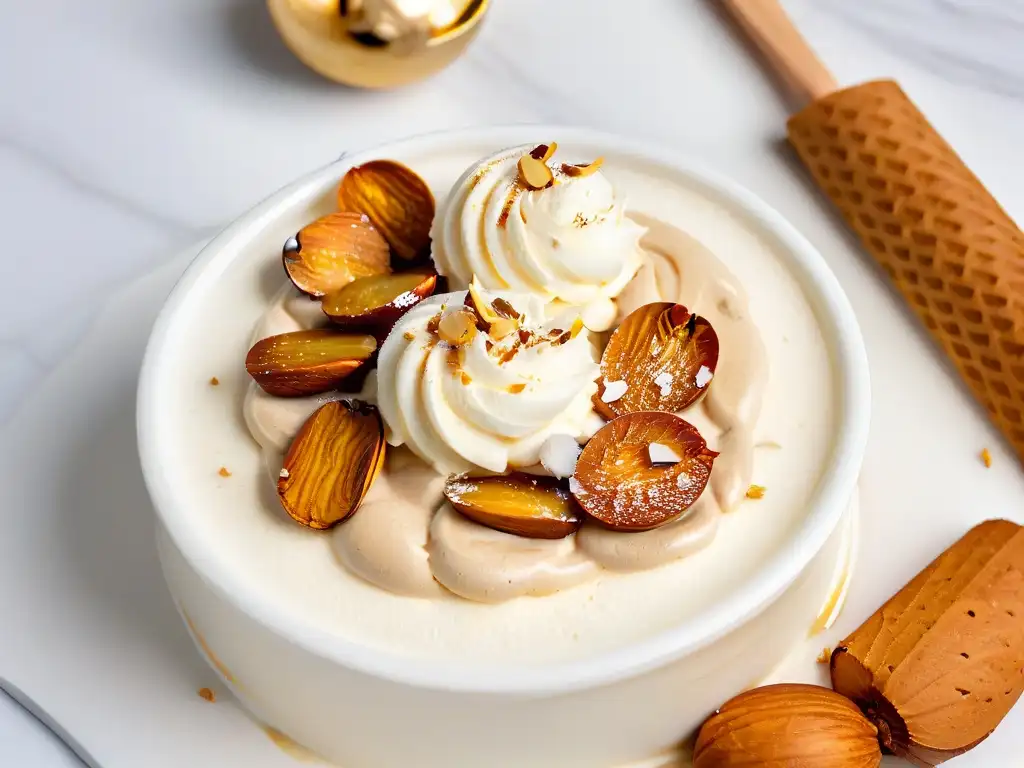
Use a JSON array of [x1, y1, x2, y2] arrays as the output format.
[[376, 289, 601, 475], [431, 145, 646, 332]]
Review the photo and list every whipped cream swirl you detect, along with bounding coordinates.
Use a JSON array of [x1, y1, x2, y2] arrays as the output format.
[[431, 145, 646, 331], [377, 290, 601, 475]]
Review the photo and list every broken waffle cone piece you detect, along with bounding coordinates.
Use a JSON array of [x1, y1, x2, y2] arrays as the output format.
[[788, 80, 1024, 467], [321, 269, 437, 331], [245, 330, 377, 397], [443, 473, 583, 539], [694, 684, 881, 768], [595, 302, 719, 419], [337, 160, 435, 262], [572, 411, 717, 531], [283, 212, 391, 297], [830, 519, 1024, 766], [278, 400, 386, 529]]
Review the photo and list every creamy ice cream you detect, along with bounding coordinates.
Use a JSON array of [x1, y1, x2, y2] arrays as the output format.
[[376, 289, 600, 474], [226, 141, 837, 662], [431, 144, 646, 331]]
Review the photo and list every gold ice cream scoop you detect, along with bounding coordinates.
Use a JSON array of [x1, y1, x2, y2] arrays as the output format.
[[268, 0, 488, 89]]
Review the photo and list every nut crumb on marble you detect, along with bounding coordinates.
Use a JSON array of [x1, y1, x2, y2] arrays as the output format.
[[209, 376, 220, 386], [198, 687, 216, 702], [218, 467, 232, 478]]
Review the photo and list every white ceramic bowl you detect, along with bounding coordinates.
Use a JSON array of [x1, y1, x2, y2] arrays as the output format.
[[138, 126, 870, 767]]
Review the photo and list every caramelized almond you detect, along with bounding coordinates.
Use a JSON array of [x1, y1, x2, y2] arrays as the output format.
[[438, 308, 478, 346], [337, 160, 435, 262], [322, 270, 436, 331], [278, 401, 385, 529], [444, 473, 583, 539], [245, 330, 377, 397], [283, 212, 391, 297], [561, 157, 604, 177], [488, 316, 520, 341], [529, 142, 557, 162], [595, 302, 719, 419], [572, 411, 717, 531], [518, 155, 555, 190], [465, 278, 501, 325]]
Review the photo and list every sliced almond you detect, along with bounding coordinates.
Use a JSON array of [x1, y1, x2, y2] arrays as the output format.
[[444, 473, 583, 539], [518, 155, 554, 190], [595, 302, 719, 419], [283, 212, 391, 297], [529, 142, 558, 162], [560, 157, 604, 178], [278, 401, 385, 529], [321, 269, 436, 332], [337, 160, 435, 262], [572, 411, 717, 531], [465, 278, 501, 325], [437, 308, 478, 346], [245, 330, 377, 397], [488, 316, 520, 341]]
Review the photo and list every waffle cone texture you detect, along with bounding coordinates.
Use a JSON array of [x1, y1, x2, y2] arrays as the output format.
[[788, 80, 1024, 463]]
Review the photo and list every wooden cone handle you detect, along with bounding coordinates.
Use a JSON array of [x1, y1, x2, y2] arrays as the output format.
[[720, 0, 838, 106]]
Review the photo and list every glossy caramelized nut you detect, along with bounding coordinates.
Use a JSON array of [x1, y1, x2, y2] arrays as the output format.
[[529, 142, 557, 162], [595, 302, 719, 419], [518, 155, 555, 190], [561, 157, 604, 178], [337, 160, 435, 262], [321, 270, 436, 330], [245, 329, 377, 397], [571, 411, 717, 531], [444, 473, 583, 539], [437, 308, 478, 346], [465, 278, 501, 326], [283, 212, 391, 297], [278, 401, 385, 530], [694, 684, 882, 768]]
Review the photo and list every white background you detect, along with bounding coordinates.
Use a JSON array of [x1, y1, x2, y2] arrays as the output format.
[[1, 0, 1023, 765]]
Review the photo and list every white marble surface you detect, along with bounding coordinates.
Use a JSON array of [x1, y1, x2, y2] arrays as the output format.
[[1, 0, 1024, 765]]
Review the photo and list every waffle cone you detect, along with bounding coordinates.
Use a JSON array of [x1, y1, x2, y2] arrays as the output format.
[[788, 79, 1024, 463]]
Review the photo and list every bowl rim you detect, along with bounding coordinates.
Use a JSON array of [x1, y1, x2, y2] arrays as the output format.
[[137, 125, 870, 695]]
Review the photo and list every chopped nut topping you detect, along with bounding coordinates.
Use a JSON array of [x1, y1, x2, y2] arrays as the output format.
[[746, 484, 766, 499], [467, 278, 501, 324], [498, 341, 522, 365], [491, 297, 520, 319], [561, 157, 604, 177], [218, 467, 232, 478], [507, 383, 527, 394], [403, 331, 416, 341], [517, 328, 532, 345], [425, 312, 442, 335], [209, 376, 220, 386], [518, 155, 554, 190], [198, 687, 216, 703], [438, 308, 478, 346], [529, 142, 557, 162], [489, 317, 519, 341], [980, 448, 992, 468]]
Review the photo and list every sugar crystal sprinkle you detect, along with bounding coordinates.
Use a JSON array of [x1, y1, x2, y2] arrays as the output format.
[[695, 365, 713, 388], [654, 371, 673, 397]]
